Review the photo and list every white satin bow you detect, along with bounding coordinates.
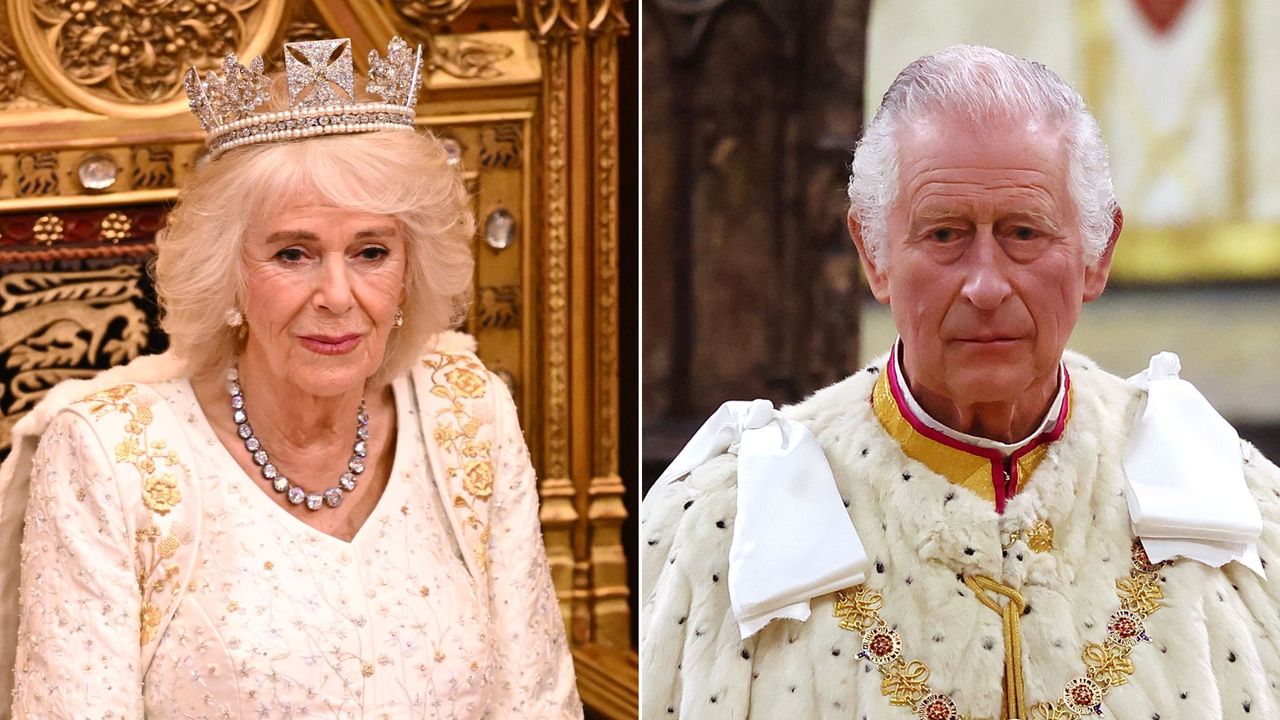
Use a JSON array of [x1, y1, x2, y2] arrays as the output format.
[[655, 400, 869, 639], [1125, 352, 1264, 576]]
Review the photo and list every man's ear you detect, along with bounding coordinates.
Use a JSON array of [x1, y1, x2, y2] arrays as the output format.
[[849, 213, 890, 303], [1083, 206, 1122, 302]]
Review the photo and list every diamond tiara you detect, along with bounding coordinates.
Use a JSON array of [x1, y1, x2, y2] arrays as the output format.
[[184, 37, 424, 159]]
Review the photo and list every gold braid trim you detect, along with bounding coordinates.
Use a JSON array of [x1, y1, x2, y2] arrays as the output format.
[[964, 576, 1028, 720], [833, 540, 1174, 720]]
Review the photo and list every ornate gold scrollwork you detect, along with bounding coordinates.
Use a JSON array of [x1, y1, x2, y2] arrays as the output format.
[[392, 0, 473, 26], [0, 41, 25, 104], [6, 0, 285, 116], [519, 0, 582, 41], [430, 36, 514, 79]]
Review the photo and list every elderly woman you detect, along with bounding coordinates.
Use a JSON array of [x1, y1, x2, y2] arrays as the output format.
[[3, 37, 580, 718]]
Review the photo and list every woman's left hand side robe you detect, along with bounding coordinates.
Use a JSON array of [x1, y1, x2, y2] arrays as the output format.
[[13, 408, 147, 716]]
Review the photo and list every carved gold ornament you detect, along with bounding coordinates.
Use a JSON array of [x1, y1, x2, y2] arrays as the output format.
[[99, 211, 131, 243], [833, 540, 1174, 719], [430, 36, 513, 80], [880, 659, 931, 708], [17, 153, 59, 197], [7, 0, 284, 116], [0, 42, 24, 103], [32, 215, 64, 245], [1003, 519, 1055, 552]]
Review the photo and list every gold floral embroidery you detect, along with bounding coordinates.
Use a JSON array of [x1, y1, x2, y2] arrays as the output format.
[[83, 385, 187, 516], [80, 384, 193, 646], [423, 353, 495, 571], [139, 603, 162, 644], [445, 367, 487, 398], [1026, 520, 1054, 552], [134, 522, 192, 645], [463, 458, 494, 498]]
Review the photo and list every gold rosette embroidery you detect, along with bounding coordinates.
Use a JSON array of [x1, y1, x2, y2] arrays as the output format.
[[463, 459, 494, 498], [423, 353, 497, 572], [139, 603, 163, 645], [79, 385, 194, 645], [85, 386, 186, 517], [446, 367, 487, 398]]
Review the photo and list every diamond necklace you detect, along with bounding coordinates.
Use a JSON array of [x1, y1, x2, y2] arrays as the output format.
[[226, 367, 368, 511]]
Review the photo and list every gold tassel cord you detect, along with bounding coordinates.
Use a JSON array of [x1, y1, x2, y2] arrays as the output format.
[[964, 575, 1029, 720]]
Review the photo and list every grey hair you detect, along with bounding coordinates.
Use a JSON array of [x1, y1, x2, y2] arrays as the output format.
[[848, 45, 1116, 266]]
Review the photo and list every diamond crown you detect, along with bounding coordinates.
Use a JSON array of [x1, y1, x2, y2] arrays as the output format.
[[184, 37, 424, 159]]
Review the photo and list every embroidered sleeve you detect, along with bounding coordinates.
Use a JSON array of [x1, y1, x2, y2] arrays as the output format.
[[12, 410, 145, 717], [484, 376, 583, 719], [640, 454, 751, 717]]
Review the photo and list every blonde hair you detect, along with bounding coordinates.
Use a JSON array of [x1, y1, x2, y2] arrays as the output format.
[[153, 126, 475, 384]]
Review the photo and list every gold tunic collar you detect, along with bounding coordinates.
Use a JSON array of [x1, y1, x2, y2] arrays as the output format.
[[870, 358, 1072, 514]]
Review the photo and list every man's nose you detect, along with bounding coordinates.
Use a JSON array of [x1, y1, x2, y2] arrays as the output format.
[[960, 230, 1012, 311], [314, 253, 355, 314]]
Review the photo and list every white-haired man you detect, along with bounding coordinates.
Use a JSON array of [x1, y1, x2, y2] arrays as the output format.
[[642, 46, 1280, 719]]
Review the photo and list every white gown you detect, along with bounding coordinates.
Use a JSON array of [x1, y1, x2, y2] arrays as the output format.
[[11, 358, 580, 718]]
